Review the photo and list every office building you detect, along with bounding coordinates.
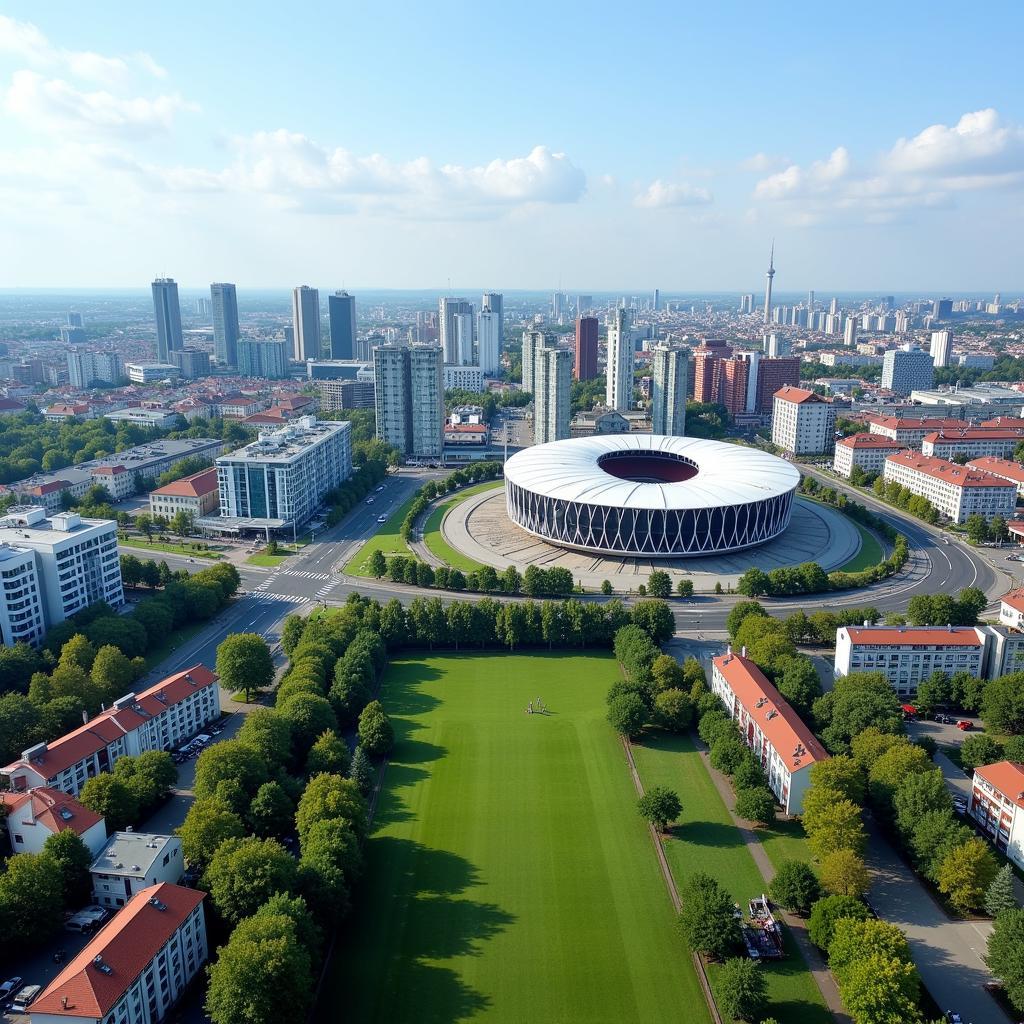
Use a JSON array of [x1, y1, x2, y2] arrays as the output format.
[[650, 345, 688, 436], [833, 434, 908, 479], [443, 365, 484, 391], [605, 308, 634, 412], [0, 787, 106, 857], [843, 317, 858, 347], [968, 761, 1024, 871], [881, 346, 935, 395], [328, 290, 356, 360], [711, 651, 827, 815], [922, 429, 1024, 461], [930, 329, 953, 368], [454, 311, 475, 365], [67, 349, 123, 388], [866, 415, 970, 445], [214, 417, 352, 531], [291, 285, 321, 362], [739, 294, 753, 314], [764, 333, 789, 358], [477, 305, 501, 375], [314, 378, 375, 412], [521, 329, 554, 396], [481, 292, 503, 336], [149, 467, 219, 520], [210, 283, 239, 367], [170, 349, 210, 380], [439, 297, 473, 364], [967, 457, 1024, 498], [91, 833, 183, 910], [574, 317, 598, 381], [237, 339, 289, 379], [125, 362, 180, 385], [755, 357, 801, 413], [104, 408, 180, 431], [771, 386, 835, 455], [932, 298, 954, 320], [60, 326, 87, 344], [534, 347, 571, 445], [552, 292, 564, 320], [67, 311, 84, 328], [0, 507, 122, 648], [151, 279, 183, 363], [2, 665, 219, 795], [374, 345, 445, 459], [30, 883, 208, 1024], [883, 451, 1017, 523]]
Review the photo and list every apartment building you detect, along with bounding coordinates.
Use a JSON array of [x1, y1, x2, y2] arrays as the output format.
[[148, 467, 219, 519], [315, 378, 374, 412], [91, 833, 183, 910], [125, 363, 181, 385], [882, 451, 1017, 524], [967, 457, 1024, 498], [1, 665, 220, 796], [213, 417, 352, 531], [711, 651, 828, 814], [968, 761, 1024, 870], [374, 344, 445, 459], [771, 385, 835, 455], [0, 787, 107, 857], [67, 349, 123, 388], [833, 433, 907, 478], [866, 415, 969, 446], [105, 408, 181, 431], [921, 429, 1024, 460], [237, 338, 289, 379], [29, 883, 207, 1024], [0, 507, 122, 647], [443, 365, 484, 392], [881, 347, 934, 395], [44, 402, 94, 423]]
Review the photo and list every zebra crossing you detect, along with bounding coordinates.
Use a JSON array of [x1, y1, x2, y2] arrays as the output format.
[[247, 591, 309, 605], [282, 570, 332, 582], [314, 579, 339, 601]]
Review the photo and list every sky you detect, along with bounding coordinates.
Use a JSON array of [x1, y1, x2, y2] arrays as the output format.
[[1, 0, 1022, 292]]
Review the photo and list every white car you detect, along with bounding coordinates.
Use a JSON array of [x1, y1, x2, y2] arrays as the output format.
[[377, 515, 387, 524], [376, 485, 386, 492], [366, 497, 375, 504]]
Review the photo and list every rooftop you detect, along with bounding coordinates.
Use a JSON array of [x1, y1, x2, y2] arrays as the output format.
[[866, 415, 969, 431], [219, 416, 350, 464], [885, 450, 1017, 489], [0, 786, 103, 837], [1000, 589, 1024, 616], [967, 457, 1024, 484], [773, 385, 825, 404], [836, 432, 907, 450], [91, 832, 178, 877], [842, 626, 985, 646], [974, 761, 1024, 810], [924, 429, 1024, 443], [149, 467, 218, 498]]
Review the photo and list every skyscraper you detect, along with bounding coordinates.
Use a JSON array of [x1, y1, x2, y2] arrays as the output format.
[[692, 339, 731, 404], [929, 330, 953, 368], [439, 297, 473, 363], [210, 283, 239, 367], [651, 346, 688, 436], [292, 286, 321, 361], [843, 316, 858, 348], [605, 309, 634, 411], [552, 292, 564, 321], [481, 292, 503, 340], [151, 279, 183, 363], [522, 330, 553, 396], [829, 297, 839, 316], [534, 347, 571, 445], [763, 243, 775, 324], [454, 312, 475, 365], [374, 344, 444, 458], [328, 291, 356, 360], [477, 306, 501, 375], [67, 312, 84, 328], [653, 288, 661, 312], [574, 316, 598, 381]]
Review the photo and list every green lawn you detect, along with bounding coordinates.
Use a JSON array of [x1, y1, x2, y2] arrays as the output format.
[[630, 732, 830, 1024], [344, 493, 420, 576], [836, 520, 885, 573], [421, 479, 504, 573], [120, 540, 223, 560], [324, 653, 710, 1024]]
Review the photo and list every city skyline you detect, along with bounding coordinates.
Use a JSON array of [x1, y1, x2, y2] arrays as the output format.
[[1, 3, 1023, 290]]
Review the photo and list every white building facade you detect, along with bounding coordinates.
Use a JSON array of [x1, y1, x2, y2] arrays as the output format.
[[833, 433, 907, 478], [91, 833, 183, 910], [0, 787, 107, 857], [881, 347, 935, 395], [771, 385, 835, 455], [533, 347, 571, 445], [605, 309, 634, 412], [968, 761, 1024, 871], [883, 451, 1017, 523], [921, 430, 1024, 460]]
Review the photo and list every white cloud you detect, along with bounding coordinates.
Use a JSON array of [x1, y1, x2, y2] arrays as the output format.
[[740, 152, 790, 173], [886, 108, 1024, 176], [754, 147, 850, 200], [633, 179, 712, 208]]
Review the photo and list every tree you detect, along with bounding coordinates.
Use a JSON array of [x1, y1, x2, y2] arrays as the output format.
[[249, 781, 295, 838], [716, 957, 768, 1022], [867, 741, 933, 816], [808, 756, 865, 804], [348, 745, 375, 794], [676, 579, 694, 598], [170, 509, 194, 537], [651, 654, 685, 692], [768, 860, 821, 915], [0, 852, 65, 949], [776, 656, 823, 714], [936, 836, 999, 912], [177, 797, 246, 868], [893, 769, 952, 840], [79, 773, 139, 831], [734, 787, 776, 825], [607, 692, 648, 739], [357, 700, 395, 757], [653, 688, 693, 732], [965, 513, 989, 543], [982, 672, 1024, 735], [216, 633, 274, 703], [960, 733, 1005, 770], [90, 644, 136, 697], [837, 953, 921, 1024], [637, 786, 682, 833], [710, 735, 748, 775], [647, 570, 671, 599], [43, 829, 94, 906], [985, 863, 1018, 918], [677, 872, 742, 960], [807, 894, 870, 950], [278, 693, 338, 757], [600, 580, 613, 596], [298, 817, 362, 918], [204, 837, 298, 925], [295, 773, 367, 841], [194, 740, 268, 801], [986, 908, 1024, 1012], [829, 917, 913, 983], [631, 600, 675, 643], [726, 600, 768, 639], [803, 797, 866, 859], [819, 849, 870, 898], [237, 709, 294, 773], [306, 730, 351, 778], [115, 750, 177, 812]]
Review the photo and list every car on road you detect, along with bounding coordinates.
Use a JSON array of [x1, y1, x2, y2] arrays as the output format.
[[952, 797, 967, 814], [366, 497, 375, 504], [944, 1012, 962, 1024], [377, 515, 387, 523], [376, 485, 386, 492], [956, 720, 973, 731], [0, 977, 23, 1006]]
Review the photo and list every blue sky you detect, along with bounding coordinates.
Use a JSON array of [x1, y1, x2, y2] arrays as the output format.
[[1, 0, 1022, 291]]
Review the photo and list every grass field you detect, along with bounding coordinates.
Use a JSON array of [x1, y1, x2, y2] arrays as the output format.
[[836, 520, 885, 573], [324, 653, 711, 1024], [119, 540, 223, 560], [421, 479, 504, 573], [344, 493, 420, 576], [630, 732, 830, 1024]]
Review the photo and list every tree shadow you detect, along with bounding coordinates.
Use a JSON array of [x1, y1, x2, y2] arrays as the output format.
[[372, 764, 429, 827], [674, 819, 751, 849], [638, 730, 696, 755]]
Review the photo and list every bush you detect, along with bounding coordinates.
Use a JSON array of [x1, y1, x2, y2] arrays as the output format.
[[734, 787, 775, 825], [807, 894, 870, 950], [768, 860, 821, 915], [716, 957, 768, 1022], [607, 693, 648, 739]]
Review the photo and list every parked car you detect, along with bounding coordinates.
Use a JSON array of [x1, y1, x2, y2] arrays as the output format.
[[956, 720, 973, 731], [0, 977, 23, 1005], [366, 497, 375, 504], [11, 985, 41, 1012], [377, 515, 387, 524], [952, 797, 968, 814], [376, 485, 386, 492], [945, 1011, 962, 1024]]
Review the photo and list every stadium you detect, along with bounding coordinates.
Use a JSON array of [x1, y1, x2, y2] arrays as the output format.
[[503, 434, 801, 557]]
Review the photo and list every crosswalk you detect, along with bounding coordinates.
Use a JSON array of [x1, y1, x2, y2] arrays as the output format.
[[247, 591, 310, 605], [282, 570, 332, 582], [314, 579, 338, 601]]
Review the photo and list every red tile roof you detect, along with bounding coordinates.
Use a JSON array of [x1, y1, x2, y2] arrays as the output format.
[[982, 417, 1024, 429], [1007, 520, 1024, 537], [149, 467, 218, 498], [1001, 589, 1024, 615], [967, 457, 1024, 483], [31, 883, 205, 1018], [91, 465, 128, 476], [0, 397, 25, 412], [773, 385, 823, 404], [885, 450, 1017, 489], [836, 432, 906, 450], [712, 653, 827, 772], [924, 429, 1024, 443], [842, 626, 985, 646], [0, 787, 103, 837], [974, 761, 1024, 810], [866, 415, 969, 431]]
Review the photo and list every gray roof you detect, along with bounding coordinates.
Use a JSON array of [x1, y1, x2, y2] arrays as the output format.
[[90, 832, 179, 877]]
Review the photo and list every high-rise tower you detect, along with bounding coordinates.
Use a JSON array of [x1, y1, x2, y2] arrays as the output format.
[[210, 283, 239, 367], [762, 243, 775, 325], [292, 286, 321, 361], [151, 278, 183, 363], [328, 291, 356, 360]]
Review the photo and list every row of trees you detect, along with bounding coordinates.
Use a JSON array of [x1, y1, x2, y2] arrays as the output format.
[[398, 461, 503, 542], [371, 553, 575, 597], [871, 476, 940, 524]]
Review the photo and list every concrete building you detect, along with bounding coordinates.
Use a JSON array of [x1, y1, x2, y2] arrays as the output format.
[[477, 305, 501, 375], [30, 883, 207, 1024], [650, 345, 687, 436], [692, 340, 731, 404], [574, 317, 598, 381], [534, 346, 571, 445], [0, 787, 106, 857], [217, 396, 266, 419], [125, 363, 180, 385], [929, 330, 953, 368], [1, 665, 220, 796], [374, 345, 445, 460], [44, 402, 94, 423], [883, 451, 1018, 523], [443, 365, 484, 392], [151, 279, 183, 363], [148, 467, 219, 520], [327, 291, 356, 360], [237, 339, 288, 379], [968, 761, 1024, 871], [67, 350, 123, 388], [439, 297, 473, 365], [866, 415, 970, 446], [968, 457, 1024, 498], [605, 308, 634, 412], [521, 329, 554, 397], [0, 507, 122, 648], [210, 283, 239, 367], [771, 386, 835, 455], [213, 417, 352, 531], [833, 433, 907, 479], [170, 349, 210, 380], [881, 347, 935, 395], [921, 429, 1024, 461], [908, 384, 1024, 416], [711, 651, 827, 815], [315, 378, 375, 412], [453, 311, 475, 366], [291, 285, 321, 362], [91, 833, 183, 910], [104, 408, 180, 430]]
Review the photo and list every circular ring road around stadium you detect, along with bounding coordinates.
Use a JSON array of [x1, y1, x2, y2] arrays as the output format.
[[503, 434, 801, 558]]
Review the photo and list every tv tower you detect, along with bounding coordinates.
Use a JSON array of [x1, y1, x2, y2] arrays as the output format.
[[762, 241, 775, 324]]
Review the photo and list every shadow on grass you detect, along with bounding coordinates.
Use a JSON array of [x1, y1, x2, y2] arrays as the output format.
[[760, 997, 832, 1024], [372, 764, 429, 828], [637, 729, 697, 755], [674, 819, 751, 849]]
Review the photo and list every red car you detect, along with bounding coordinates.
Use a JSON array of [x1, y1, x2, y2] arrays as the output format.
[[955, 720, 973, 731]]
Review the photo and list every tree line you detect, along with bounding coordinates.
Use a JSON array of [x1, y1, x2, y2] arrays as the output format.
[[398, 461, 503, 542]]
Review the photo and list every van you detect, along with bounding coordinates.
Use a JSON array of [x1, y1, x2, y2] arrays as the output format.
[[12, 985, 41, 1011], [65, 914, 93, 933]]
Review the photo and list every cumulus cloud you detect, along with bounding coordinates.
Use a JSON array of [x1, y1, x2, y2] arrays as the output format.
[[740, 152, 790, 173], [754, 147, 850, 200], [886, 108, 1024, 177], [633, 179, 712, 208]]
